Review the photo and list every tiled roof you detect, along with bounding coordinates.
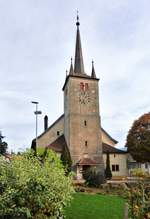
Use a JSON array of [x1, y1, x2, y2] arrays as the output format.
[[47, 135, 66, 153], [102, 143, 127, 154], [78, 157, 97, 166]]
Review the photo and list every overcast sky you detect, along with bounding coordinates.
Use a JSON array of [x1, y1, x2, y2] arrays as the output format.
[[0, 0, 150, 152]]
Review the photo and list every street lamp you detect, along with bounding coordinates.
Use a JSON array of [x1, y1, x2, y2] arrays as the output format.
[[31, 101, 42, 149]]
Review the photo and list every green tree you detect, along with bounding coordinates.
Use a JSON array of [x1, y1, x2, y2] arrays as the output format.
[[105, 152, 112, 179], [0, 149, 74, 219], [60, 144, 72, 174], [126, 112, 150, 162], [0, 131, 8, 155]]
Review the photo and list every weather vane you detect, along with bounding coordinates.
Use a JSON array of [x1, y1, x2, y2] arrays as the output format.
[[76, 10, 80, 26]]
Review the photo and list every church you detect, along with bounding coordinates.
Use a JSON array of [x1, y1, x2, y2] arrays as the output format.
[[31, 16, 128, 179]]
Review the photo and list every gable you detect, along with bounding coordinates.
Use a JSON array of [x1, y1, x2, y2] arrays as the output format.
[[37, 115, 64, 148], [101, 127, 118, 147], [32, 113, 117, 150]]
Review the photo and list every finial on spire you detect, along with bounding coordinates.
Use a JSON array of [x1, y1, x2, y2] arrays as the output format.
[[76, 10, 80, 27], [91, 60, 96, 78]]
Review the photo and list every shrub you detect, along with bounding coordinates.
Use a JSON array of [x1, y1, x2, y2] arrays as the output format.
[[127, 168, 150, 219], [128, 182, 150, 219], [105, 152, 112, 180], [130, 168, 149, 178], [0, 150, 74, 219], [60, 144, 72, 174], [83, 167, 105, 187]]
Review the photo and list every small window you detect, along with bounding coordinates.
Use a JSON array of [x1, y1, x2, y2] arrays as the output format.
[[112, 165, 115, 171], [85, 141, 88, 146], [114, 154, 116, 158], [84, 120, 87, 126], [116, 165, 119, 171], [145, 163, 148, 169], [57, 131, 60, 136], [85, 83, 89, 91], [112, 164, 119, 172]]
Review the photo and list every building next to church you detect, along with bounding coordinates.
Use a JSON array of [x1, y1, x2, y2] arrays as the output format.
[[31, 16, 128, 179]]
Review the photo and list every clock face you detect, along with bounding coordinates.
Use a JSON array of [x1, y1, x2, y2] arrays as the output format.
[[79, 91, 90, 104], [78, 82, 91, 104]]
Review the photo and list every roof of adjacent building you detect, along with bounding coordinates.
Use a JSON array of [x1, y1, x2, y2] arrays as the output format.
[[47, 134, 65, 153], [78, 157, 97, 165], [101, 127, 118, 144], [102, 143, 127, 154]]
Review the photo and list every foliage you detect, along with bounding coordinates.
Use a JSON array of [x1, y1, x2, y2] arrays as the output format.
[[127, 170, 150, 219], [0, 142, 7, 155], [131, 168, 149, 178], [105, 152, 112, 179], [83, 167, 105, 187], [60, 144, 72, 174], [0, 132, 8, 155], [65, 193, 125, 219], [126, 112, 150, 162], [0, 149, 74, 219], [128, 182, 150, 219]]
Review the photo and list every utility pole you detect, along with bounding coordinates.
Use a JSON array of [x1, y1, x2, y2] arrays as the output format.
[[31, 101, 42, 149]]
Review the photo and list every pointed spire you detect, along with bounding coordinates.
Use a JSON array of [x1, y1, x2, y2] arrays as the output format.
[[91, 60, 96, 78], [74, 12, 85, 74], [66, 70, 68, 78], [69, 57, 74, 75]]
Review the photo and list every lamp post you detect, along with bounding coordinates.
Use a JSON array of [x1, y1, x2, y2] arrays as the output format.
[[31, 101, 42, 149]]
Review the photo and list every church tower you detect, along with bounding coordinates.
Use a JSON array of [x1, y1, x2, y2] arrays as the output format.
[[63, 16, 104, 175]]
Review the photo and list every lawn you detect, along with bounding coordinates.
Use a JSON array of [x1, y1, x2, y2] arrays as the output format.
[[65, 193, 125, 219]]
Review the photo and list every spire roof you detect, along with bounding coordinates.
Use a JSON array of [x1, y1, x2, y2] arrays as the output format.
[[91, 60, 96, 78], [69, 57, 74, 75], [74, 14, 85, 75]]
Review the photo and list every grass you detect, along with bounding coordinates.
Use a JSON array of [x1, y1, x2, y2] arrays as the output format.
[[65, 193, 125, 219]]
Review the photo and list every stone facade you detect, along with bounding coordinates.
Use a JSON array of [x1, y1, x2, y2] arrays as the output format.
[[37, 115, 64, 148], [63, 76, 103, 171]]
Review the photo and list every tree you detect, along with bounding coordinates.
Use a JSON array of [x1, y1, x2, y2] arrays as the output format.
[[0, 149, 74, 219], [60, 144, 72, 174], [105, 152, 112, 179], [0, 131, 8, 155], [126, 112, 150, 163]]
